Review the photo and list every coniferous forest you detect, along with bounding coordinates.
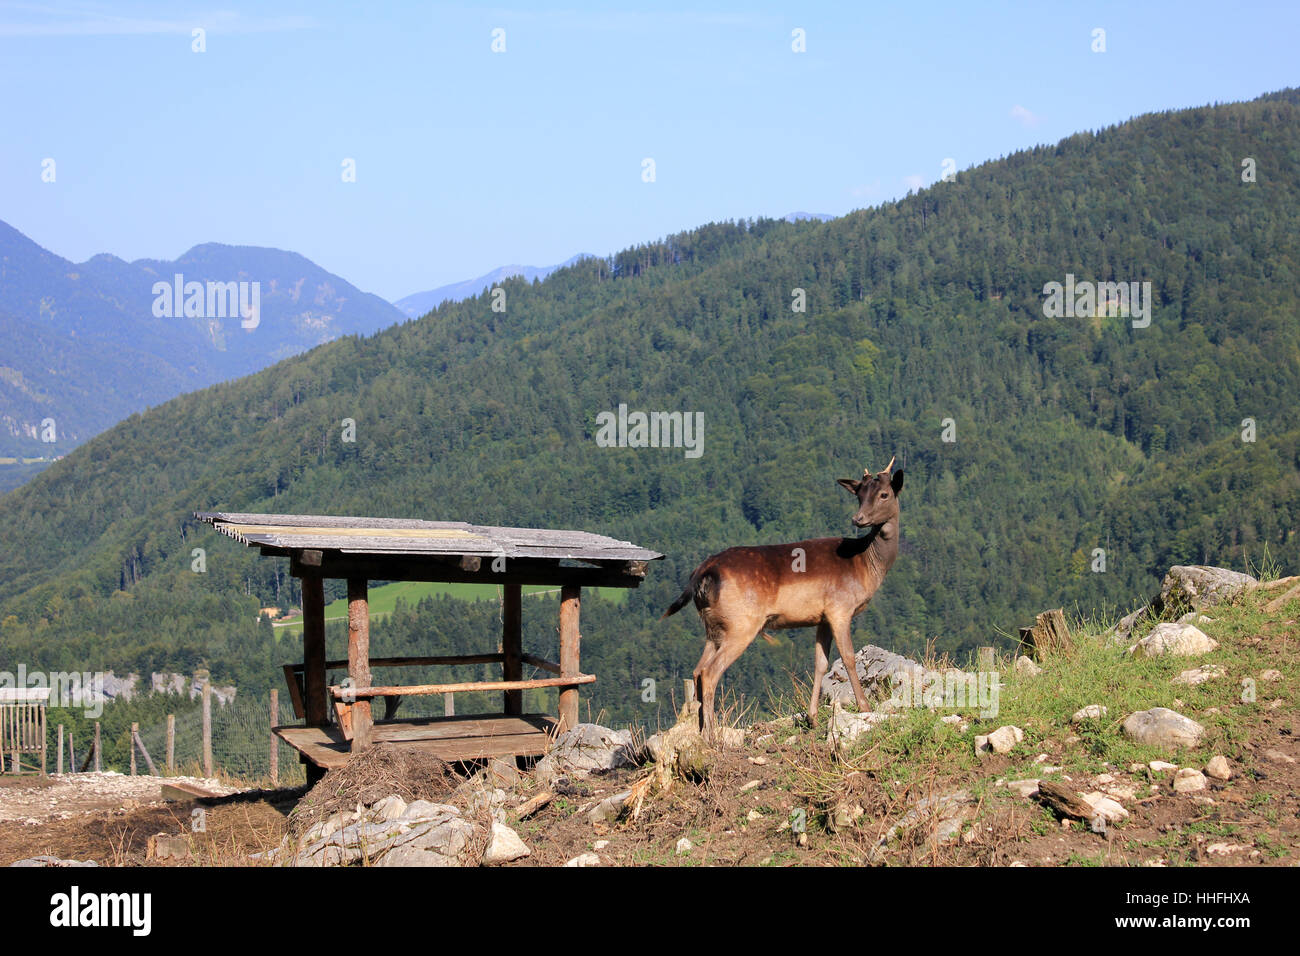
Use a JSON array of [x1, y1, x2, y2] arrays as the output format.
[[1, 90, 1298, 730]]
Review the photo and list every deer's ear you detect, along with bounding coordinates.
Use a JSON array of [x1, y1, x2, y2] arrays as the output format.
[[836, 477, 861, 495], [891, 469, 904, 496]]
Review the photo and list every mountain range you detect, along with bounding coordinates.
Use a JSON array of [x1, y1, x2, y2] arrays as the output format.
[[0, 223, 407, 485], [0, 90, 1297, 728]]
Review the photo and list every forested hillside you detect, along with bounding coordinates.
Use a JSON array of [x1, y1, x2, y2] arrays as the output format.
[[1, 90, 1297, 729]]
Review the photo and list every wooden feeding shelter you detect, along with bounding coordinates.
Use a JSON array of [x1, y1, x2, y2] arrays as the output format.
[[195, 512, 661, 777], [1, 687, 49, 775]]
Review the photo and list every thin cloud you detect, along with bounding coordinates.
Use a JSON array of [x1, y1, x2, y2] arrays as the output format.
[[0, 3, 316, 37], [1010, 104, 1042, 127], [902, 174, 925, 193]]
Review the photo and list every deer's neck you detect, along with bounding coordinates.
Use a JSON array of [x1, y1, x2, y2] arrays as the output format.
[[857, 517, 899, 582]]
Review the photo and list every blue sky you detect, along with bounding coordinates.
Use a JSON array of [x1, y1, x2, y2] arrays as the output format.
[[2, 1, 1297, 301]]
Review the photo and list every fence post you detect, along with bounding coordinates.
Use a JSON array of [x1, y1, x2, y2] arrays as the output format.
[[67, 729, 75, 774], [269, 689, 279, 789], [166, 714, 175, 774], [202, 680, 213, 778], [444, 692, 454, 717], [57, 724, 64, 775], [94, 722, 101, 772], [130, 722, 138, 775]]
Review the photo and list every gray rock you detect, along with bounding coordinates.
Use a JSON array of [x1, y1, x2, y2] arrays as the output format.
[[482, 822, 530, 864], [1171, 664, 1226, 686], [402, 800, 460, 822], [587, 791, 631, 825], [534, 723, 638, 785], [827, 702, 896, 749], [1106, 605, 1150, 643], [1071, 704, 1108, 723], [821, 644, 939, 706], [9, 856, 98, 867], [1172, 768, 1207, 793], [976, 725, 1024, 755], [1128, 623, 1218, 658], [1156, 566, 1256, 615], [1004, 779, 1041, 798], [1122, 708, 1205, 749], [370, 795, 407, 822], [564, 852, 601, 867], [1014, 656, 1043, 677]]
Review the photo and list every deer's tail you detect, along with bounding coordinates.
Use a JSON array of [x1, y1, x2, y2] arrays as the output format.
[[661, 562, 719, 619]]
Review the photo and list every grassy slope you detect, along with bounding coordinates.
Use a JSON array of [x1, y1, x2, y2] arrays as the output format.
[[505, 573, 1300, 866]]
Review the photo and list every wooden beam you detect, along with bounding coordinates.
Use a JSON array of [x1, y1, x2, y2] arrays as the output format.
[[282, 664, 306, 720], [329, 674, 596, 699], [301, 574, 328, 726], [290, 554, 647, 589], [559, 584, 582, 732], [503, 584, 522, 716], [521, 653, 561, 675], [347, 578, 373, 751]]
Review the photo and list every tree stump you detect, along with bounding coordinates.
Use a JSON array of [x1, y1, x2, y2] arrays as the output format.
[[1018, 608, 1073, 659]]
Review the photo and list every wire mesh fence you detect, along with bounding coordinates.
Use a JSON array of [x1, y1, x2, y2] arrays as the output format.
[[131, 693, 306, 786]]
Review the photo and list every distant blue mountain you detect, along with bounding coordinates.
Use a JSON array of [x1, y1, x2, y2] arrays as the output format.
[[783, 211, 834, 223], [0, 219, 404, 487], [394, 254, 590, 318]]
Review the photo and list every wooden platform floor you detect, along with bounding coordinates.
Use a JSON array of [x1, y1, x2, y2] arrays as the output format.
[[274, 713, 559, 769]]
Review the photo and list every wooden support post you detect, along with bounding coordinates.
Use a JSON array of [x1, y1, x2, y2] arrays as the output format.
[[202, 681, 212, 778], [444, 693, 455, 717], [301, 575, 328, 726], [94, 722, 101, 773], [40, 706, 46, 775], [502, 584, 523, 716], [347, 578, 373, 751], [559, 585, 582, 732], [166, 714, 175, 773], [130, 722, 138, 775], [57, 723, 64, 775], [67, 729, 75, 775], [133, 726, 157, 776], [269, 690, 279, 788]]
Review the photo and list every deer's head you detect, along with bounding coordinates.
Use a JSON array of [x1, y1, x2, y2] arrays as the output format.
[[837, 456, 904, 529]]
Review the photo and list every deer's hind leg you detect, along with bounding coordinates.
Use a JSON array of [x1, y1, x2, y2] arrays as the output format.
[[697, 616, 763, 742], [808, 622, 834, 726]]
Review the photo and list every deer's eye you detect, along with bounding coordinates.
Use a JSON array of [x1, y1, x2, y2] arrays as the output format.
[[880, 492, 889, 498]]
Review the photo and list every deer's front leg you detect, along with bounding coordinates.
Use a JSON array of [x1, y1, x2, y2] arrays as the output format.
[[830, 615, 870, 713]]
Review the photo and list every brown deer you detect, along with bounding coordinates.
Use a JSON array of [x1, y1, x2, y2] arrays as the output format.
[[663, 457, 903, 738]]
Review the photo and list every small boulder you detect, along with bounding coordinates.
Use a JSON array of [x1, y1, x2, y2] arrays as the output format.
[[534, 723, 638, 786], [482, 822, 530, 864], [1014, 656, 1043, 677], [1172, 768, 1207, 793], [1071, 704, 1108, 723], [1128, 623, 1218, 658], [370, 795, 407, 822], [976, 725, 1024, 755], [1205, 756, 1232, 780], [1123, 708, 1204, 749], [675, 837, 693, 855], [1171, 664, 1226, 686], [564, 852, 601, 867]]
